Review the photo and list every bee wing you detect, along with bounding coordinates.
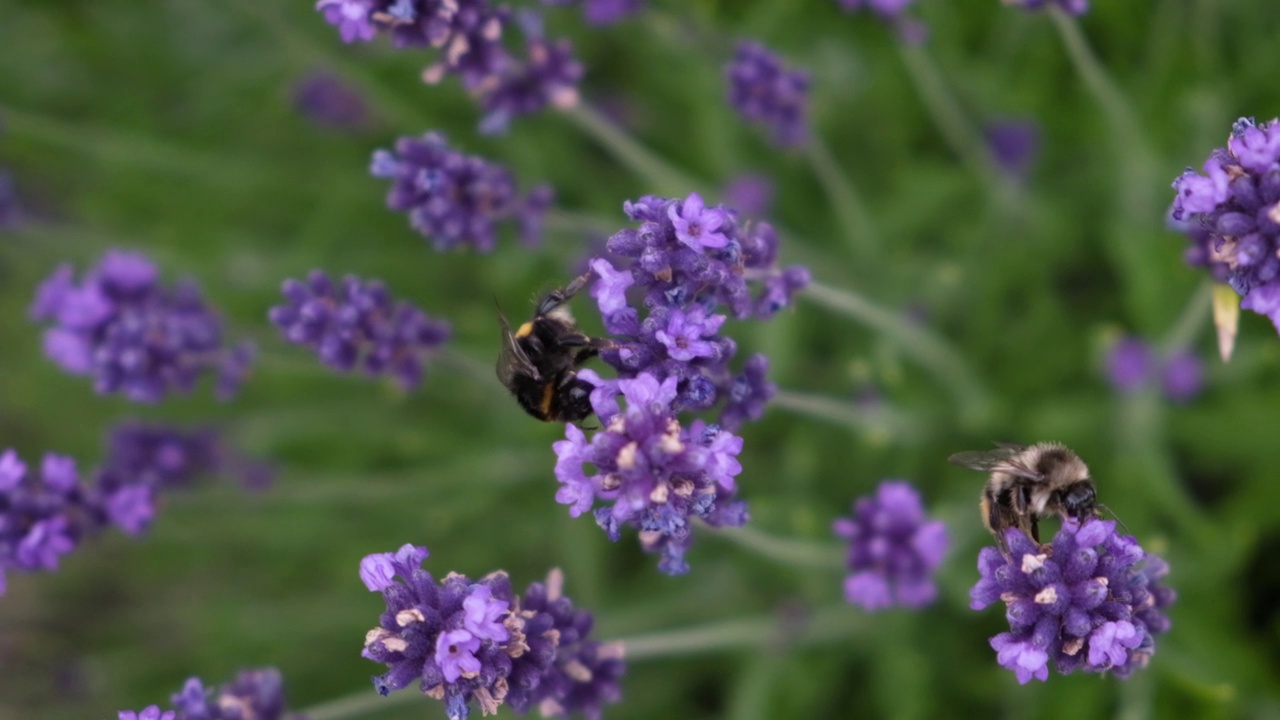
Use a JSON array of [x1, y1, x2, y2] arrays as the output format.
[[496, 310, 540, 385], [947, 445, 1043, 481]]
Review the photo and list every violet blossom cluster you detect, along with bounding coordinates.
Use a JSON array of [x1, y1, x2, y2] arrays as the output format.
[[833, 481, 949, 611], [1104, 337, 1203, 403], [541, 0, 643, 26], [370, 132, 553, 251], [553, 373, 747, 575], [1172, 117, 1280, 332], [0, 448, 149, 595], [970, 520, 1174, 683], [588, 192, 808, 427], [293, 70, 370, 131], [359, 544, 624, 720], [119, 667, 301, 720], [269, 271, 451, 389], [315, 0, 582, 131], [725, 42, 810, 148], [29, 251, 254, 403]]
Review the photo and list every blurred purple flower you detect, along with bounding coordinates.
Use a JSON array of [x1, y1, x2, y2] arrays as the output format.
[[970, 520, 1172, 682], [371, 132, 553, 251], [29, 251, 253, 403], [833, 481, 948, 611], [552, 373, 747, 575], [725, 42, 810, 148], [0, 169, 23, 230], [721, 174, 774, 219], [360, 546, 621, 718], [293, 70, 370, 130], [543, 0, 643, 25], [475, 17, 583, 135], [985, 119, 1040, 180], [118, 708, 175, 720], [1104, 336, 1204, 403], [269, 271, 450, 389], [835, 0, 926, 44], [1173, 118, 1280, 332], [166, 668, 299, 720]]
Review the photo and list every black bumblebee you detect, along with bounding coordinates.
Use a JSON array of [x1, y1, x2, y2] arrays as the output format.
[[497, 273, 611, 422]]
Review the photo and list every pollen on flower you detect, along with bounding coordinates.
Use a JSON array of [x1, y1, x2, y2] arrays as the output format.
[[1021, 553, 1047, 573], [1034, 586, 1058, 604]]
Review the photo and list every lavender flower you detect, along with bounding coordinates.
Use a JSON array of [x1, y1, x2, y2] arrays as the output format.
[[360, 546, 622, 719], [1172, 118, 1280, 332], [725, 42, 810, 148], [552, 373, 747, 575], [1103, 336, 1204, 403], [475, 16, 583, 135], [985, 119, 1040, 180], [269, 271, 450, 389], [370, 132, 553, 251], [543, 0, 643, 25], [1005, 0, 1089, 14], [970, 520, 1172, 682], [505, 569, 625, 720], [293, 70, 370, 130], [586, 192, 808, 425], [832, 481, 948, 611], [29, 251, 254, 403], [163, 668, 299, 720], [721, 174, 774, 219]]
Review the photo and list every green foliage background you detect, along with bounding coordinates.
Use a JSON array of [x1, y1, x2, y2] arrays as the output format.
[[1, 0, 1278, 718]]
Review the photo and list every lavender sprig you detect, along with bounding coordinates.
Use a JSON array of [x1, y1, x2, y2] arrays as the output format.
[[118, 668, 301, 720], [360, 545, 624, 719], [269, 271, 450, 389], [542, 0, 642, 26], [29, 251, 254, 403], [553, 373, 746, 575], [1005, 0, 1089, 15], [833, 481, 948, 611], [725, 42, 810, 149], [970, 520, 1173, 683], [1172, 117, 1280, 333], [370, 132, 553, 251]]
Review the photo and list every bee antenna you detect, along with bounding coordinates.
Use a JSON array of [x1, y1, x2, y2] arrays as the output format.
[[1096, 503, 1132, 536]]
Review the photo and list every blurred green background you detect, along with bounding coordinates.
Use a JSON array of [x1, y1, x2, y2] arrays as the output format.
[[1, 0, 1278, 718]]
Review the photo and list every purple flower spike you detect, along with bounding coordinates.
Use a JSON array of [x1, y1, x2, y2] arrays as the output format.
[[269, 271, 450, 389], [985, 119, 1040, 180], [1004, 0, 1089, 15], [165, 668, 298, 720], [372, 132, 552, 251], [970, 520, 1174, 681], [360, 548, 621, 719], [552, 372, 747, 575], [476, 19, 583, 135], [294, 70, 370, 130], [1172, 119, 1280, 330], [725, 42, 810, 148], [587, 193, 806, 425], [29, 251, 254, 403], [1103, 336, 1205, 403], [833, 481, 948, 611], [1, 450, 92, 593]]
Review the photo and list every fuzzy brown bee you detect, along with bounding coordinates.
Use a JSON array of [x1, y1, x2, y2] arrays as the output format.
[[948, 442, 1098, 552], [497, 273, 611, 422]]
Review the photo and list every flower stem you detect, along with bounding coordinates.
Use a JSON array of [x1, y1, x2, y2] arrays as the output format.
[[561, 103, 703, 194], [801, 280, 990, 426], [771, 388, 926, 444], [616, 604, 868, 661], [804, 134, 879, 261], [1159, 280, 1212, 356], [715, 525, 845, 570], [299, 686, 419, 720]]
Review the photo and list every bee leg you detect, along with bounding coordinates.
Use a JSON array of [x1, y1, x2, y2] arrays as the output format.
[[572, 347, 600, 366], [536, 272, 593, 315], [1029, 516, 1041, 545]]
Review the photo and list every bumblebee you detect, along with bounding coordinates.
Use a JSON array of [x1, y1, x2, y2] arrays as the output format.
[[497, 273, 610, 422], [948, 442, 1098, 552]]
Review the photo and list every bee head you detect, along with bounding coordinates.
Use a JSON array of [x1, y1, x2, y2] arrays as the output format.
[[1060, 480, 1097, 520]]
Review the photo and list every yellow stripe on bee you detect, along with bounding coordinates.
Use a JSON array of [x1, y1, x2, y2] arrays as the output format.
[[516, 321, 534, 338], [539, 383, 555, 417]]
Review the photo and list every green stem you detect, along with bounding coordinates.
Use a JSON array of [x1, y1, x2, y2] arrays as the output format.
[[616, 604, 867, 661], [715, 526, 845, 570], [771, 388, 923, 443], [1, 107, 282, 189], [804, 134, 879, 260], [561, 103, 702, 193], [801, 280, 990, 425], [1159, 280, 1212, 355]]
